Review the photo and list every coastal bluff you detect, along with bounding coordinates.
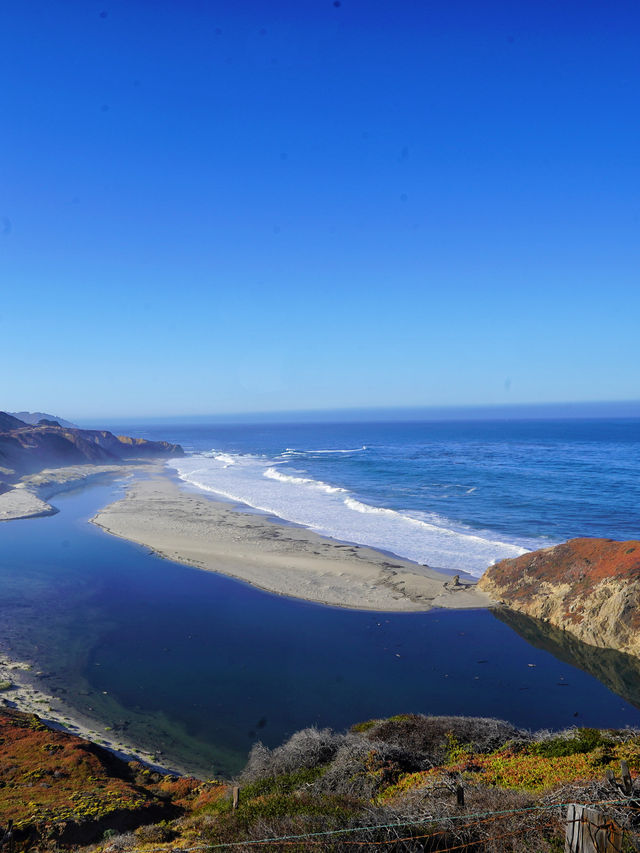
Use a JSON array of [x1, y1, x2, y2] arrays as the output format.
[[0, 412, 184, 521], [478, 538, 640, 658], [0, 412, 183, 481]]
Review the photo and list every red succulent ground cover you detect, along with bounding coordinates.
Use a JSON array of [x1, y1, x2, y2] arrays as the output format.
[[479, 538, 640, 629], [0, 707, 225, 846]]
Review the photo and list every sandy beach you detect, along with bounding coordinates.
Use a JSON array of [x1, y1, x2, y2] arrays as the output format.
[[92, 468, 493, 612]]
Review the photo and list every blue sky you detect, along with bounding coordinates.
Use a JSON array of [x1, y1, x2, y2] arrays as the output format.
[[2, 0, 639, 419]]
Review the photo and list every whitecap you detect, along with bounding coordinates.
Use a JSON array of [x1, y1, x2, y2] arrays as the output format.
[[282, 446, 367, 455], [264, 467, 347, 494], [170, 451, 539, 576]]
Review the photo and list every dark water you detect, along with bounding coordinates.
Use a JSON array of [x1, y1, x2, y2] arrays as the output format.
[[1, 478, 640, 778]]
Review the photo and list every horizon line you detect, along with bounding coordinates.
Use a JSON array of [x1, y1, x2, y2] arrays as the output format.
[[76, 399, 640, 425]]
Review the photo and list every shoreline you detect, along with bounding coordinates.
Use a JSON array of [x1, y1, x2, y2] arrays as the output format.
[[0, 460, 197, 776], [0, 463, 149, 522], [92, 466, 493, 613], [0, 649, 189, 777]]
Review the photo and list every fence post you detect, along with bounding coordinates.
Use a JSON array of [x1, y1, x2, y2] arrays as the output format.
[[620, 761, 632, 795], [565, 805, 622, 853], [1, 820, 14, 853]]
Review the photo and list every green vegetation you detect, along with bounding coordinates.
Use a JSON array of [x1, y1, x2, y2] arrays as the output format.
[[349, 718, 378, 733], [531, 727, 614, 757], [3, 709, 640, 851]]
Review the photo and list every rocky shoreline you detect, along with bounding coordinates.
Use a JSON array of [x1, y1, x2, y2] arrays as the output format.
[[479, 538, 640, 658]]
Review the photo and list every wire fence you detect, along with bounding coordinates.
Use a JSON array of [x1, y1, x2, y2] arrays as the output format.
[[123, 797, 636, 851], [7, 771, 640, 851]]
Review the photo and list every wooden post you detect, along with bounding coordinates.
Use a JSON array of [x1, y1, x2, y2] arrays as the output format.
[[620, 761, 632, 795], [565, 805, 622, 853], [232, 786, 240, 810], [1, 820, 14, 853]]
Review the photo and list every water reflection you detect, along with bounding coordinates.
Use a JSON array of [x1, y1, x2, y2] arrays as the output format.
[[493, 608, 640, 712]]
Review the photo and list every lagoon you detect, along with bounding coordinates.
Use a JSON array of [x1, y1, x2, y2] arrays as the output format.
[[1, 478, 640, 778]]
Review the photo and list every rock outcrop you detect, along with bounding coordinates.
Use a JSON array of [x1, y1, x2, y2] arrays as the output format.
[[478, 538, 640, 658], [0, 413, 183, 481]]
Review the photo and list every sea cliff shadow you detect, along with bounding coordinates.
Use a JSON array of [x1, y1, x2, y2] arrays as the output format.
[[492, 608, 640, 712]]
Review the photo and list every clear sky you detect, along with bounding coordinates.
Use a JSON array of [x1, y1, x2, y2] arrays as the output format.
[[2, 0, 639, 419]]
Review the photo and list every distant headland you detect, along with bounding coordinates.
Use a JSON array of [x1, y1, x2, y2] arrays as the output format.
[[0, 411, 183, 521]]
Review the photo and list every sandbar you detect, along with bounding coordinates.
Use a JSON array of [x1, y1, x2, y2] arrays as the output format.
[[92, 468, 493, 612], [0, 463, 147, 522]]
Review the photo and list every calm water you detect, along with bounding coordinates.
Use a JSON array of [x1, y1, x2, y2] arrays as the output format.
[[1, 418, 640, 778]]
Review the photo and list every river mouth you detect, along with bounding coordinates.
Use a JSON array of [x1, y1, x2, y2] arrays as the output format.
[[2, 477, 640, 779]]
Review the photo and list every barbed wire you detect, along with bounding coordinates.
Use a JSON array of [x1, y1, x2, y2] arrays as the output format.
[[131, 796, 634, 851]]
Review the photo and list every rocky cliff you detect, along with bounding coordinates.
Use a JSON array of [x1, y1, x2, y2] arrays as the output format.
[[478, 538, 640, 657], [0, 413, 183, 481]]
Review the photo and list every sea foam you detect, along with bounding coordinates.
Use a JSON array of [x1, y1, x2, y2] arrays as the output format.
[[264, 467, 348, 494], [283, 446, 367, 455], [171, 451, 533, 576]]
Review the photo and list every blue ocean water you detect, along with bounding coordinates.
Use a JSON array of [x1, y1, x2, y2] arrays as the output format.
[[108, 418, 640, 577]]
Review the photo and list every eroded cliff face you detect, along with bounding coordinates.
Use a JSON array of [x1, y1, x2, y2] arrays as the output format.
[[0, 414, 184, 481], [478, 538, 640, 658]]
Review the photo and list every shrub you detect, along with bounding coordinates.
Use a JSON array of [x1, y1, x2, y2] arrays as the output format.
[[101, 832, 137, 851], [350, 719, 379, 733], [240, 766, 326, 800], [240, 727, 344, 781], [361, 714, 526, 763], [312, 736, 426, 799], [133, 821, 176, 844], [533, 728, 614, 758]]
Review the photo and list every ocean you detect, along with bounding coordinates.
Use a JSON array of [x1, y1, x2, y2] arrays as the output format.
[[116, 417, 640, 578], [1, 416, 639, 777]]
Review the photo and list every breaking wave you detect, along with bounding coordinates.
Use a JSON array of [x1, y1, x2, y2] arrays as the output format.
[[171, 450, 534, 576], [283, 446, 367, 455], [264, 467, 348, 494]]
